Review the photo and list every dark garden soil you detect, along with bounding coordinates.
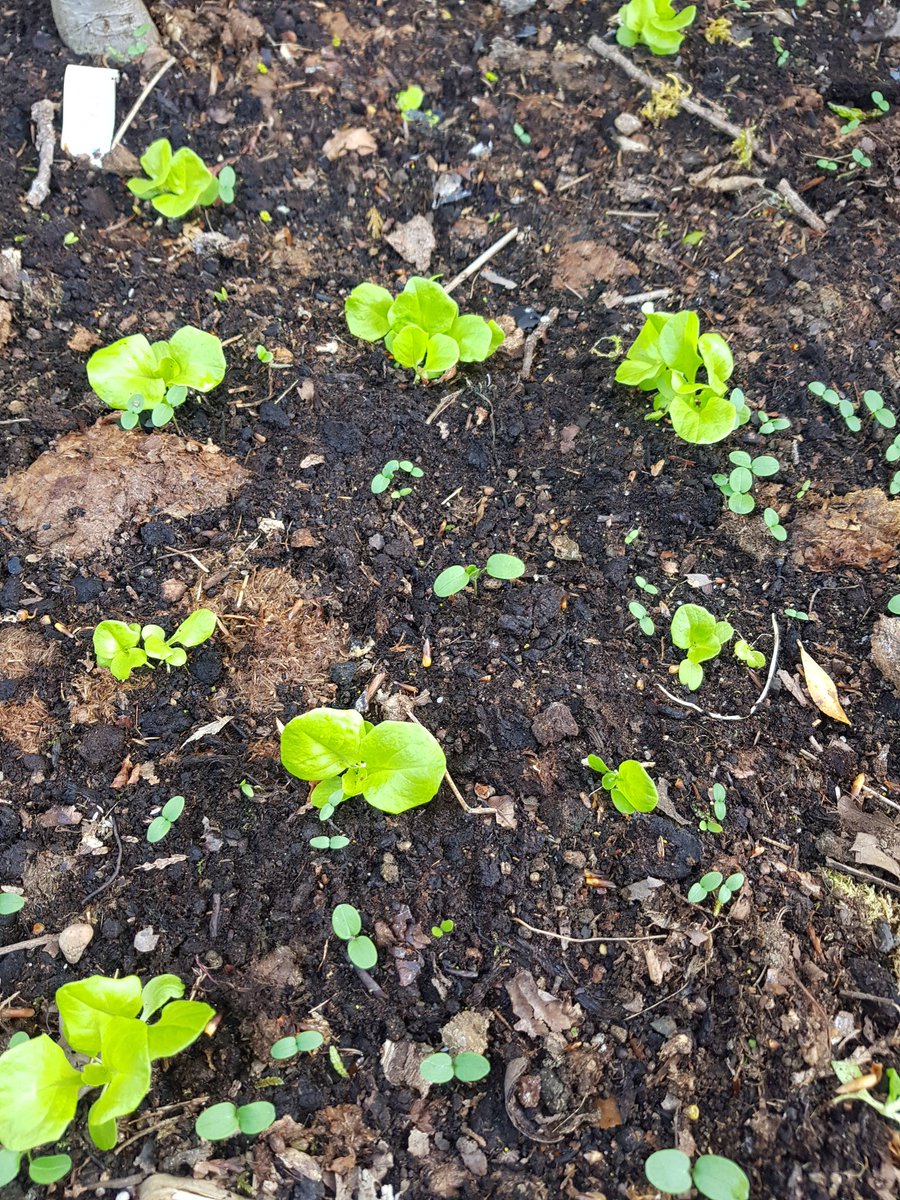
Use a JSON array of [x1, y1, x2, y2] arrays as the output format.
[[1, 1, 900, 1197]]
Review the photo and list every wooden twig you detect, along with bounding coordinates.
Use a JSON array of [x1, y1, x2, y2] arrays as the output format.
[[111, 56, 175, 150], [825, 859, 900, 897], [602, 287, 672, 309], [445, 226, 519, 294], [655, 616, 780, 720], [0, 933, 58, 959], [26, 100, 56, 209], [521, 307, 559, 380], [512, 916, 668, 944], [425, 387, 463, 426], [776, 179, 827, 235]]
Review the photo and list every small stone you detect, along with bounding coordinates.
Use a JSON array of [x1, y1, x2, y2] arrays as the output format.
[[531, 701, 578, 746], [368, 534, 385, 551], [59, 922, 93, 964], [874, 920, 896, 954], [381, 852, 399, 884], [160, 578, 187, 603], [6, 558, 21, 576], [134, 926, 159, 953], [614, 112, 642, 136]]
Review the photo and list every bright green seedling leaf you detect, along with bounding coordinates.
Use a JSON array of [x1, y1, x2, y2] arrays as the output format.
[[586, 754, 658, 816], [396, 84, 425, 113], [140, 974, 184, 1021], [0, 1149, 21, 1188], [888, 595, 900, 615], [645, 1148, 693, 1194], [629, 600, 656, 636], [217, 165, 236, 204], [0, 1034, 84, 1152], [0, 893, 24, 915], [256, 344, 274, 363], [237, 1101, 276, 1136], [671, 603, 734, 690], [309, 835, 350, 850], [195, 1101, 241, 1141], [87, 327, 225, 419], [512, 122, 531, 145], [453, 1052, 491, 1082], [734, 639, 765, 669], [345, 283, 395, 341], [431, 919, 455, 938], [329, 1045, 349, 1078], [420, 1052, 455, 1084], [617, 0, 696, 55], [332, 904, 362, 941], [128, 140, 225, 218], [693, 1154, 751, 1200], [147, 795, 185, 843], [485, 553, 525, 580], [346, 935, 378, 970], [763, 507, 787, 541], [434, 565, 474, 597], [28, 1154, 72, 1185], [271, 1030, 324, 1060]]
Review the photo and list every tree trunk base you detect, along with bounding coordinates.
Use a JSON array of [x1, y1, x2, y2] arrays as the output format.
[[50, 0, 161, 58]]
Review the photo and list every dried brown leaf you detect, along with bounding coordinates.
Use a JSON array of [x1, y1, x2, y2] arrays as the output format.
[[506, 969, 582, 1038], [798, 642, 851, 725]]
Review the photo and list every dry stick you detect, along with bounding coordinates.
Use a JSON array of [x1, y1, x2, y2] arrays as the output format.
[[445, 226, 519, 294], [521, 307, 560, 380], [25, 100, 56, 209], [776, 179, 827, 235], [826, 858, 900, 897], [603, 287, 672, 309], [512, 916, 668, 944], [0, 933, 58, 959], [655, 615, 780, 721], [425, 386, 464, 426], [587, 37, 777, 167], [111, 56, 176, 150]]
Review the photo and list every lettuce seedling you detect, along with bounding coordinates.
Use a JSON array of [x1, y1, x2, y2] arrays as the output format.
[[86, 326, 226, 429], [93, 609, 217, 681], [646, 1148, 750, 1200], [371, 458, 424, 498], [0, 893, 24, 915], [584, 755, 658, 815], [331, 903, 378, 970], [271, 1031, 324, 1060], [616, 0, 697, 56], [280, 707, 446, 815], [431, 919, 455, 939], [0, 973, 213, 1161], [419, 1052, 490, 1084], [127, 139, 236, 218], [616, 311, 746, 445], [345, 276, 504, 381], [433, 553, 524, 597], [832, 1060, 900, 1125], [671, 603, 733, 691], [147, 795, 185, 843], [687, 870, 744, 912], [195, 1101, 275, 1141]]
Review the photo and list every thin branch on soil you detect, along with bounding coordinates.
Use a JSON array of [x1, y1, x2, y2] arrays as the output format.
[[626, 981, 691, 1020], [0, 933, 58, 959], [655, 615, 780, 720], [82, 812, 124, 905], [444, 226, 519, 294], [521, 307, 560, 380], [602, 287, 672, 308], [25, 100, 56, 209], [425, 387, 463, 425], [825, 858, 900, 897], [840, 990, 900, 1016], [512, 916, 668, 943], [775, 179, 827, 235], [111, 57, 176, 150]]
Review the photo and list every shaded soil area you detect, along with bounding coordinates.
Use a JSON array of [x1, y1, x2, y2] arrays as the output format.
[[1, 2, 899, 1198]]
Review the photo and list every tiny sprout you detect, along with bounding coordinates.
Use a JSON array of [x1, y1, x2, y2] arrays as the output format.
[[271, 1030, 324, 1060], [816, 158, 839, 172], [0, 893, 25, 916], [624, 528, 641, 545], [512, 122, 531, 146], [629, 600, 656, 637], [734, 639, 766, 669], [763, 507, 787, 541], [687, 870, 745, 912], [862, 389, 896, 429], [712, 450, 780, 516], [310, 835, 350, 851], [433, 553, 524, 598], [329, 1045, 349, 1078], [331, 903, 378, 970], [634, 575, 659, 595], [370, 458, 424, 499], [239, 779, 255, 798], [213, 286, 228, 303], [795, 479, 812, 500], [431, 919, 455, 939], [754, 409, 790, 435], [784, 607, 810, 621], [256, 344, 274, 364], [851, 147, 872, 169], [63, 232, 79, 246], [681, 229, 704, 247], [147, 795, 185, 843], [698, 782, 727, 834], [419, 1051, 490, 1084]]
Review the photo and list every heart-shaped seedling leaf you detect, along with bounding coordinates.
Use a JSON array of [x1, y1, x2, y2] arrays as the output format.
[[693, 1153, 750, 1200], [433, 565, 472, 597], [485, 553, 525, 580], [195, 1102, 241, 1141], [346, 935, 378, 970], [452, 1052, 490, 1082], [644, 1148, 693, 1195], [420, 1053, 455, 1084], [236, 1101, 276, 1136], [28, 1155, 72, 1186]]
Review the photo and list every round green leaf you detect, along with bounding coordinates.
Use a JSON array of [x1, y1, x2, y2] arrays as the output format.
[[28, 1154, 71, 1185], [875, 409, 896, 429], [669, 390, 738, 445], [151, 402, 174, 427], [0, 1149, 20, 1187], [332, 903, 362, 941], [453, 1052, 490, 1082], [728, 450, 751, 468], [700, 871, 724, 890], [807, 381, 827, 396], [751, 455, 780, 478], [419, 1053, 455, 1084], [888, 595, 900, 615], [357, 720, 446, 813], [146, 816, 171, 843], [0, 894, 24, 915], [644, 1148, 693, 1194], [678, 659, 703, 691], [236, 1101, 276, 1136], [423, 333, 460, 377], [295, 1031, 325, 1053], [270, 1037, 300, 1060], [724, 872, 745, 892], [629, 601, 648, 620], [687, 883, 707, 904], [347, 935, 378, 970], [485, 553, 525, 581], [693, 1154, 750, 1200], [196, 1102, 240, 1141], [281, 708, 364, 782], [449, 314, 493, 362], [345, 283, 394, 341], [329, 836, 350, 850], [161, 795, 185, 822], [391, 323, 429, 369], [728, 467, 753, 494], [370, 475, 389, 494], [728, 493, 755, 515], [433, 565, 471, 597], [0, 1034, 84, 1152]]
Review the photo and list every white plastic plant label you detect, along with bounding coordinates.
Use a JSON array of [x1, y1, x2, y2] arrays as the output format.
[[61, 64, 119, 162]]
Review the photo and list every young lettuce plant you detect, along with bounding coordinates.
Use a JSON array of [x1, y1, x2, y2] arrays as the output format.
[[0, 973, 213, 1175], [832, 1060, 900, 1125], [615, 310, 746, 445], [433, 554, 525, 597], [280, 708, 446, 815], [617, 0, 697, 56], [345, 276, 504, 381], [670, 603, 734, 691], [86, 326, 226, 429], [127, 138, 236, 218], [332, 904, 378, 969], [93, 609, 217, 681], [584, 754, 658, 815], [420, 1052, 490, 1084]]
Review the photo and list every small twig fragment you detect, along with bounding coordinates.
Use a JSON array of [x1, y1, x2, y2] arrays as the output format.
[[26, 100, 56, 209], [521, 307, 559, 380], [445, 226, 519, 294]]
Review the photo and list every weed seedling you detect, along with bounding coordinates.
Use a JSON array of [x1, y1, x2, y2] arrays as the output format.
[[712, 450, 780, 515], [239, 779, 255, 798], [93, 609, 217, 681], [512, 122, 532, 145], [616, 0, 697, 55], [281, 707, 445, 815], [645, 1148, 750, 1199], [772, 34, 789, 66], [671, 603, 733, 691], [345, 276, 504, 381], [147, 795, 185, 843], [331, 904, 378, 970], [861, 389, 897, 429], [195, 1101, 276, 1141], [433, 553, 524, 597], [255, 343, 274, 364], [832, 1060, 900, 1125], [888, 596, 900, 616], [733, 639, 766, 669], [616, 310, 747, 445], [753, 408, 791, 435], [309, 835, 350, 851], [584, 755, 658, 815], [698, 783, 727, 833], [0, 893, 24, 915], [395, 85, 439, 126], [431, 919, 455, 939], [271, 1031, 324, 1060], [419, 1052, 491, 1084], [128, 139, 236, 218], [329, 1045, 350, 1078], [371, 459, 424, 498], [86, 326, 226, 429], [763, 506, 787, 541], [784, 607, 810, 621], [688, 870, 745, 912], [0, 973, 213, 1167], [634, 575, 659, 595], [629, 600, 656, 636]]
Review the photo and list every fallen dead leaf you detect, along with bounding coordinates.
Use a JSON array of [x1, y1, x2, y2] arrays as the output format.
[[506, 970, 582, 1038], [791, 488, 900, 572], [486, 793, 517, 829], [798, 642, 851, 725], [384, 214, 436, 274], [66, 324, 100, 353], [322, 127, 377, 160], [136, 854, 188, 871], [595, 1097, 622, 1129], [111, 755, 134, 788], [181, 715, 233, 748], [850, 833, 900, 880], [551, 240, 637, 292], [38, 805, 82, 828]]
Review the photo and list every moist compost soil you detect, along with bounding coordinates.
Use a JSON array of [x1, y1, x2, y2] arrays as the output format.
[[1, 2, 899, 1198]]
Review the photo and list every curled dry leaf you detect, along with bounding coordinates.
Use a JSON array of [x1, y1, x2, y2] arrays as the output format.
[[797, 642, 851, 725], [322, 127, 377, 160]]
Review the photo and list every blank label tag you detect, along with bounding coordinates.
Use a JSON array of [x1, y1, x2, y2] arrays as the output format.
[[61, 64, 119, 162]]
